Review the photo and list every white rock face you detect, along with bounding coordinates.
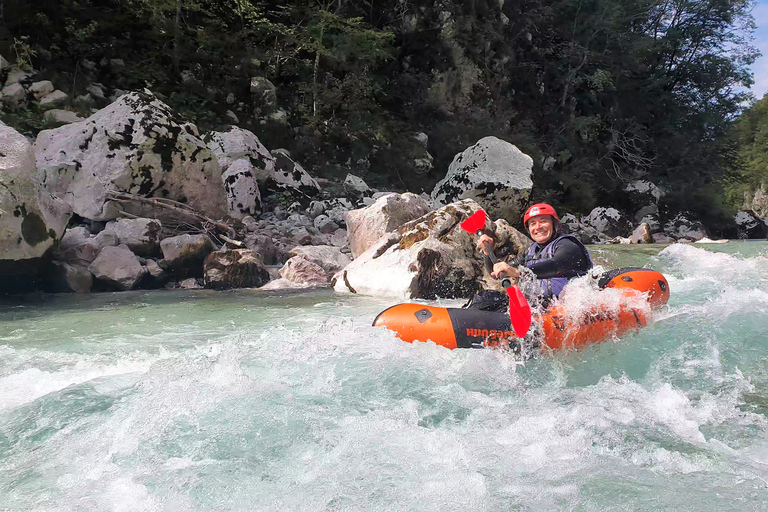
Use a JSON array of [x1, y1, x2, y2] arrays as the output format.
[[344, 192, 431, 258], [431, 136, 533, 224], [271, 149, 321, 199], [34, 91, 227, 221], [0, 123, 71, 261], [332, 199, 528, 299], [664, 213, 708, 241], [221, 159, 262, 218], [582, 207, 632, 239], [88, 244, 146, 290]]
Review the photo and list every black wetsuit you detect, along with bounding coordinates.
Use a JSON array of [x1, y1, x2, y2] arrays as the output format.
[[468, 234, 592, 311]]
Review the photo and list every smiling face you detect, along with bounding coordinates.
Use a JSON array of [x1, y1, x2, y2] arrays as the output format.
[[527, 215, 555, 244]]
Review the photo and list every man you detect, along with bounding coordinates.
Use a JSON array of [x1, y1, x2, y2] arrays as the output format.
[[471, 203, 593, 309]]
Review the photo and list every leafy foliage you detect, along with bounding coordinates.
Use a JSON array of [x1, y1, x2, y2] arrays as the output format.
[[0, 0, 761, 231]]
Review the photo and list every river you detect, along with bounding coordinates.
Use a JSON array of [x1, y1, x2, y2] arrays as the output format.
[[1, 241, 767, 511]]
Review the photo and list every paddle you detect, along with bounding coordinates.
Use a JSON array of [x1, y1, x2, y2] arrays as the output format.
[[461, 209, 532, 338]]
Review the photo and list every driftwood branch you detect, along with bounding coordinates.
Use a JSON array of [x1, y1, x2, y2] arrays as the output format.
[[106, 191, 237, 243]]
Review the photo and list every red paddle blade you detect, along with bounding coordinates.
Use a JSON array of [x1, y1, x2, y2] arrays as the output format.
[[460, 210, 486, 234], [506, 286, 532, 338]]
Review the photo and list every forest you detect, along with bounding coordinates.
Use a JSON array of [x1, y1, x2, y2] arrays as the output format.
[[3, 0, 767, 234]]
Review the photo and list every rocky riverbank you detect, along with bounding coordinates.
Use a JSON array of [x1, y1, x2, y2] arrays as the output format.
[[2, 84, 768, 297]]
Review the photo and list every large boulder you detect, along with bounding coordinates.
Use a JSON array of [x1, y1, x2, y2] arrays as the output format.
[[344, 192, 431, 258], [431, 136, 533, 224], [287, 245, 351, 275], [203, 249, 270, 289], [160, 233, 214, 271], [111, 218, 162, 256], [205, 129, 319, 202], [0, 123, 70, 261], [49, 262, 93, 293], [221, 159, 262, 218], [331, 199, 529, 299], [272, 149, 321, 200], [279, 256, 330, 286], [582, 207, 633, 240], [34, 91, 227, 221], [664, 213, 708, 241], [734, 210, 768, 239], [88, 244, 146, 290]]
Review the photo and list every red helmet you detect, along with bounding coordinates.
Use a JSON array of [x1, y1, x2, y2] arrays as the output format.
[[524, 203, 559, 225]]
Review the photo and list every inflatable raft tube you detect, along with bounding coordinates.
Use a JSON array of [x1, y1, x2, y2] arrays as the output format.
[[372, 268, 669, 351]]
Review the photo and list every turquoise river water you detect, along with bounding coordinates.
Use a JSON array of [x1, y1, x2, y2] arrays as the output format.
[[1, 242, 768, 511]]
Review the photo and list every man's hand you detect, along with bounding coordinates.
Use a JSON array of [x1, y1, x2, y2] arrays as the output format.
[[491, 261, 520, 280], [476, 234, 495, 255]]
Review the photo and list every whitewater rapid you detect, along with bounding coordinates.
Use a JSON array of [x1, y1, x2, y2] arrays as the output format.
[[1, 242, 767, 511]]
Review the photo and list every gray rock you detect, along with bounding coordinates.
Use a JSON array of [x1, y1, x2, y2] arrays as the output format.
[[582, 207, 632, 240], [244, 233, 277, 264], [249, 77, 277, 108], [112, 218, 162, 256], [179, 277, 203, 289], [220, 158, 262, 218], [343, 173, 371, 198], [313, 214, 339, 234], [34, 91, 227, 221], [50, 261, 93, 293], [1, 82, 26, 108], [734, 210, 768, 239], [307, 200, 326, 219], [86, 83, 106, 101], [431, 136, 533, 225], [629, 223, 653, 244], [278, 255, 329, 286], [4, 69, 32, 87], [88, 244, 146, 290], [39, 90, 68, 109], [160, 234, 214, 268], [30, 81, 55, 100], [225, 110, 239, 124], [110, 59, 126, 72], [203, 249, 270, 289], [344, 192, 431, 258], [288, 245, 351, 275], [664, 213, 708, 241], [0, 123, 70, 261], [93, 227, 119, 249], [43, 109, 84, 124], [289, 226, 312, 245], [146, 259, 166, 279]]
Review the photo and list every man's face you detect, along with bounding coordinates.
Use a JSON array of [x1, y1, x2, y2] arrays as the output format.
[[527, 215, 554, 244]]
